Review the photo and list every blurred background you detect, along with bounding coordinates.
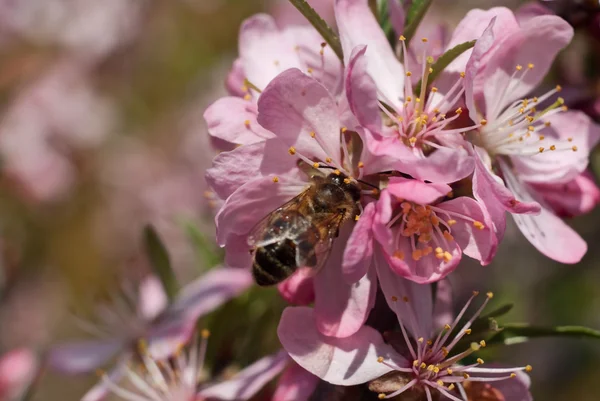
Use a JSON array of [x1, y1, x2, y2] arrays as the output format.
[[0, 0, 599, 400]]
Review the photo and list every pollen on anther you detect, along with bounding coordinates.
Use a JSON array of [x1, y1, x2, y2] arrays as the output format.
[[487, 291, 494, 299], [465, 329, 472, 335], [272, 176, 279, 183], [358, 161, 365, 168], [431, 87, 438, 93], [333, 169, 341, 175], [455, 107, 463, 115], [448, 384, 455, 390], [310, 131, 316, 138], [288, 147, 296, 155], [539, 147, 544, 153], [325, 157, 332, 163], [378, 394, 386, 400], [572, 146, 578, 151], [526, 365, 533, 372], [550, 145, 556, 151], [447, 219, 457, 226], [460, 72, 466, 78], [377, 356, 384, 363], [393, 250, 405, 260], [463, 373, 470, 379], [344, 178, 351, 184], [528, 63, 534, 69], [244, 94, 251, 101], [516, 65, 523, 71], [556, 85, 562, 92], [307, 68, 313, 74], [480, 119, 487, 126], [421, 38, 428, 43], [406, 71, 412, 77], [341, 127, 348, 133], [480, 340, 487, 347], [477, 358, 484, 364], [399, 35, 406, 41], [355, 215, 360, 221], [391, 296, 399, 302], [510, 373, 517, 378], [444, 324, 451, 330], [473, 221, 485, 230], [313, 162, 320, 168]]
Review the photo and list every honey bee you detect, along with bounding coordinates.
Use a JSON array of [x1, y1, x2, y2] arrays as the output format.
[[248, 172, 362, 286]]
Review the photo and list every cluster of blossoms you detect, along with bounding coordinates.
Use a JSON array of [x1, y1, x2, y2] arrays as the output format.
[[24, 1, 598, 401]]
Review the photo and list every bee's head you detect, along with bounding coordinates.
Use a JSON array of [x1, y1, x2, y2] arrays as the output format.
[[326, 172, 361, 202]]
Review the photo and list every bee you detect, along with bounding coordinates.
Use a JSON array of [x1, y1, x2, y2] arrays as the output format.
[[248, 172, 362, 286]]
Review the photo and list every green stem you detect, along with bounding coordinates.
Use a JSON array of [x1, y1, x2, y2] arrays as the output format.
[[288, 0, 343, 60]]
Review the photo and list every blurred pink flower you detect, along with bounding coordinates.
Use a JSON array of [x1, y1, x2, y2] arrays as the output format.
[[49, 268, 253, 401], [369, 178, 496, 284], [273, 0, 335, 27], [463, 8, 600, 263], [0, 60, 115, 203], [272, 361, 320, 401], [204, 12, 342, 147], [0, 0, 144, 59], [278, 275, 532, 400], [0, 348, 38, 401], [531, 171, 600, 218], [99, 334, 289, 401]]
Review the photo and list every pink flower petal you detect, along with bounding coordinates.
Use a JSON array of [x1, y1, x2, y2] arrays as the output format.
[[478, 15, 573, 120], [515, 3, 553, 25], [169, 267, 254, 323], [432, 279, 454, 329], [492, 371, 532, 401], [342, 202, 375, 283], [511, 111, 600, 184], [198, 350, 289, 400], [532, 171, 600, 217], [472, 148, 540, 241], [278, 268, 316, 306], [277, 306, 401, 385], [345, 45, 381, 133], [386, 177, 451, 205], [225, 58, 246, 97], [510, 183, 587, 264], [335, 0, 404, 108], [0, 349, 37, 401], [239, 14, 302, 91], [314, 226, 377, 338], [204, 96, 273, 145], [387, 0, 405, 36], [436, 197, 498, 265], [257, 69, 343, 166], [137, 275, 168, 321], [206, 139, 296, 200], [273, 363, 320, 401], [215, 173, 307, 246], [373, 249, 434, 338], [398, 147, 475, 184], [48, 339, 125, 374]]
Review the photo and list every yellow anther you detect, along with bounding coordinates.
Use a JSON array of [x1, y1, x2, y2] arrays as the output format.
[[487, 291, 494, 299], [399, 35, 406, 41], [357, 161, 364, 168], [568, 137, 573, 142], [409, 137, 417, 146], [378, 394, 386, 399], [477, 358, 484, 364], [244, 119, 251, 127], [572, 145, 578, 151], [437, 380, 444, 386], [447, 368, 453, 375], [325, 157, 332, 163], [377, 356, 384, 363], [313, 162, 320, 168], [465, 329, 472, 335], [429, 67, 434, 73], [443, 251, 452, 262], [403, 296, 410, 303], [444, 324, 451, 330], [433, 366, 440, 374], [406, 96, 412, 102], [528, 63, 534, 69], [473, 221, 485, 230], [550, 145, 556, 151], [310, 131, 316, 138], [510, 373, 517, 378], [545, 122, 552, 127], [201, 329, 211, 338], [526, 365, 533, 372], [455, 107, 463, 115], [443, 232, 454, 241], [448, 384, 455, 391], [244, 93, 252, 101], [341, 127, 348, 133], [473, 290, 480, 296], [344, 178, 351, 184], [431, 87, 438, 93], [527, 125, 535, 132], [480, 119, 487, 126], [447, 219, 457, 226], [556, 85, 562, 92], [420, 362, 427, 370], [354, 215, 360, 221], [539, 135, 545, 140], [463, 373, 470, 379], [421, 38, 428, 42], [460, 72, 466, 78], [539, 147, 545, 153], [272, 176, 279, 183], [406, 71, 412, 77], [307, 67, 313, 74], [413, 360, 419, 367], [562, 105, 568, 111], [288, 147, 296, 155], [516, 65, 523, 71], [480, 340, 487, 347], [427, 364, 435, 371], [412, 249, 423, 261], [333, 169, 341, 175]]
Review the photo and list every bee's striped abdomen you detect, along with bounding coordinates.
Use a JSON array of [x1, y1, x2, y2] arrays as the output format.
[[252, 239, 298, 286]]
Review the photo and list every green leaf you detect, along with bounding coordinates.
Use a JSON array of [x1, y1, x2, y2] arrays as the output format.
[[414, 40, 476, 94], [143, 225, 179, 301], [488, 323, 600, 346], [288, 0, 343, 60], [403, 0, 432, 44], [183, 220, 222, 269]]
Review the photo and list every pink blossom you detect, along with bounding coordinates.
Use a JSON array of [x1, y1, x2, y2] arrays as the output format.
[[49, 269, 253, 401], [278, 274, 532, 400], [372, 178, 497, 284], [531, 171, 600, 218], [204, 12, 342, 147], [272, 362, 320, 401], [0, 348, 38, 401], [211, 68, 393, 338], [0, 60, 115, 203], [463, 8, 600, 263], [96, 332, 289, 401]]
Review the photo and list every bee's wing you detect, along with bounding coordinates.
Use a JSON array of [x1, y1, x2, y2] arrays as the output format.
[[246, 187, 312, 247]]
